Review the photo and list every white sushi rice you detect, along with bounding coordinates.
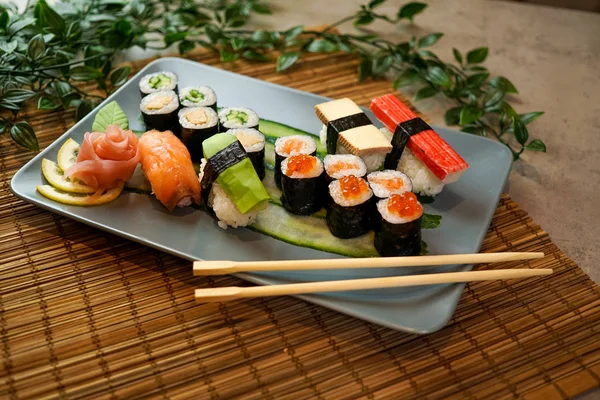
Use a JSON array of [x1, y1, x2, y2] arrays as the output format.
[[367, 170, 413, 198], [198, 158, 261, 229], [377, 196, 423, 225], [329, 178, 372, 207], [139, 90, 179, 115], [178, 106, 218, 129], [320, 124, 386, 173], [275, 135, 317, 157], [179, 86, 216, 107], [378, 127, 445, 196], [219, 107, 259, 129], [281, 155, 323, 179], [139, 71, 177, 94], [324, 154, 366, 179], [226, 128, 265, 152]]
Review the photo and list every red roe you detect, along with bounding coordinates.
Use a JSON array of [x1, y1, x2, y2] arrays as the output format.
[[387, 192, 422, 217], [339, 175, 368, 199], [287, 154, 316, 175]]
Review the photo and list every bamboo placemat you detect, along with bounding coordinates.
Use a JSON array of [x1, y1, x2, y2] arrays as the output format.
[[1, 50, 600, 400]]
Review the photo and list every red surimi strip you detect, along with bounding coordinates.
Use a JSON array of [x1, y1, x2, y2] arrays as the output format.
[[370, 94, 469, 183]]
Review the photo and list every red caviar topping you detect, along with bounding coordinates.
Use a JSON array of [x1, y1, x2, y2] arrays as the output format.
[[370, 176, 404, 191], [387, 192, 422, 217], [328, 161, 358, 175], [287, 154, 316, 175], [339, 175, 369, 199], [282, 139, 305, 155]]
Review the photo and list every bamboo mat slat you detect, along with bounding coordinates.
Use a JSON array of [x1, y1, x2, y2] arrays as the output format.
[[1, 49, 599, 400]]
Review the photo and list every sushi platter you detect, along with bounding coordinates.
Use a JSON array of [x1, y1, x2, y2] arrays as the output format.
[[10, 58, 513, 333]]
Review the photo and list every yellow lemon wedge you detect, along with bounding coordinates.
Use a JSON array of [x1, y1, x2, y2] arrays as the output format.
[[41, 158, 96, 194], [57, 138, 80, 171], [36, 182, 124, 206]]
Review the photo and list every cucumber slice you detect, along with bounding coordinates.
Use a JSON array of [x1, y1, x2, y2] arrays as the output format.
[[41, 158, 96, 194], [259, 119, 327, 156], [37, 183, 124, 206], [57, 138, 79, 171], [249, 202, 379, 258]]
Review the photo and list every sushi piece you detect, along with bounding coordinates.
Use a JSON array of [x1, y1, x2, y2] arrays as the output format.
[[280, 154, 324, 215], [315, 98, 392, 172], [138, 130, 201, 211], [218, 107, 259, 130], [179, 86, 217, 110], [140, 90, 180, 134], [326, 175, 373, 238], [274, 135, 317, 190], [367, 170, 412, 200], [370, 94, 469, 183], [139, 71, 178, 97], [374, 192, 423, 257], [398, 147, 445, 197], [323, 154, 367, 184], [178, 106, 219, 161], [199, 133, 269, 229], [226, 128, 266, 180]]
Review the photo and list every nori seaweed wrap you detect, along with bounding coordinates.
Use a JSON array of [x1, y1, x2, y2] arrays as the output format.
[[178, 107, 219, 161], [140, 90, 180, 135], [179, 86, 217, 111], [280, 154, 324, 215], [326, 176, 373, 238], [226, 128, 266, 180], [374, 193, 423, 256], [274, 135, 317, 190], [139, 71, 178, 98]]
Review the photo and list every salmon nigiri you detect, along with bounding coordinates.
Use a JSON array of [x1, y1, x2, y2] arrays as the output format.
[[139, 130, 201, 211]]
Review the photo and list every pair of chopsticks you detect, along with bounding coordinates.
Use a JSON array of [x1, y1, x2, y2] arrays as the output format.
[[194, 252, 549, 302]]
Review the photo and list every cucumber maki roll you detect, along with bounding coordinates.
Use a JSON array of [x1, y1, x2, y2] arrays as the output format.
[[374, 193, 423, 257], [140, 90, 180, 134], [280, 154, 324, 216], [218, 107, 259, 131], [179, 86, 217, 110], [139, 71, 178, 97], [178, 107, 219, 161], [226, 128, 266, 180], [274, 135, 317, 190], [327, 175, 373, 239], [198, 133, 269, 229]]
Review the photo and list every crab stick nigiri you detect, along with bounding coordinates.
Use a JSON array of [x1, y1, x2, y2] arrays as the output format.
[[139, 130, 201, 211]]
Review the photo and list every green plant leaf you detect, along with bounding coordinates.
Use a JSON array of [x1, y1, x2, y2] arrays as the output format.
[[242, 49, 270, 61], [418, 33, 443, 48], [0, 120, 5, 135], [461, 125, 483, 135], [466, 47, 488, 64], [425, 66, 450, 87], [10, 121, 39, 151], [70, 66, 102, 81], [252, 3, 272, 14], [276, 52, 299, 72], [38, 97, 60, 110], [372, 55, 393, 76], [230, 37, 245, 51], [484, 88, 505, 109], [3, 89, 36, 103], [422, 213, 441, 229], [512, 118, 528, 145], [0, 40, 17, 54], [445, 106, 462, 125], [8, 17, 35, 36], [284, 25, 304, 42], [0, 11, 9, 31], [219, 48, 238, 62], [178, 40, 195, 54], [307, 39, 337, 53], [369, 0, 386, 9], [354, 13, 375, 26], [518, 111, 544, 125], [251, 29, 271, 43], [358, 58, 372, 81], [92, 101, 128, 132], [525, 139, 546, 152], [205, 25, 221, 43], [76, 100, 92, 121], [452, 48, 462, 65], [398, 2, 427, 21], [459, 105, 484, 125], [413, 86, 437, 101], [109, 66, 130, 88], [164, 31, 187, 46], [489, 76, 518, 94], [34, 0, 65, 35], [466, 72, 489, 87], [28, 35, 46, 60]]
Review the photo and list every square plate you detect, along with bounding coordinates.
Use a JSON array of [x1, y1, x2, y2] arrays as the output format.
[[10, 57, 512, 334]]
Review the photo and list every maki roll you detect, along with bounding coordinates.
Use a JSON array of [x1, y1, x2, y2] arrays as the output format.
[[280, 154, 324, 215], [139, 71, 178, 97], [226, 128, 266, 180], [179, 86, 217, 110], [178, 107, 219, 161], [367, 170, 412, 200], [374, 193, 423, 257], [326, 175, 373, 239], [274, 135, 317, 189], [219, 107, 259, 130], [323, 154, 367, 184], [140, 90, 180, 134], [199, 133, 269, 229]]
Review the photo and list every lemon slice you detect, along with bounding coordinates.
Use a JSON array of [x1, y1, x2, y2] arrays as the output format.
[[57, 138, 80, 171], [36, 183, 124, 206], [41, 158, 96, 194]]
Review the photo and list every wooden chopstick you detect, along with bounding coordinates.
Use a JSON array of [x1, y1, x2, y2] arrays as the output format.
[[195, 268, 553, 302], [193, 252, 544, 275]]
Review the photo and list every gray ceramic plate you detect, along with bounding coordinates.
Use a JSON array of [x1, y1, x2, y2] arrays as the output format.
[[11, 57, 512, 334]]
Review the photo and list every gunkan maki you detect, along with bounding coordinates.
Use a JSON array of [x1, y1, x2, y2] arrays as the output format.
[[140, 90, 180, 134], [280, 154, 324, 215], [374, 192, 423, 257], [179, 86, 217, 111], [139, 71, 178, 97], [326, 175, 373, 239], [178, 106, 219, 161], [226, 128, 266, 180]]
